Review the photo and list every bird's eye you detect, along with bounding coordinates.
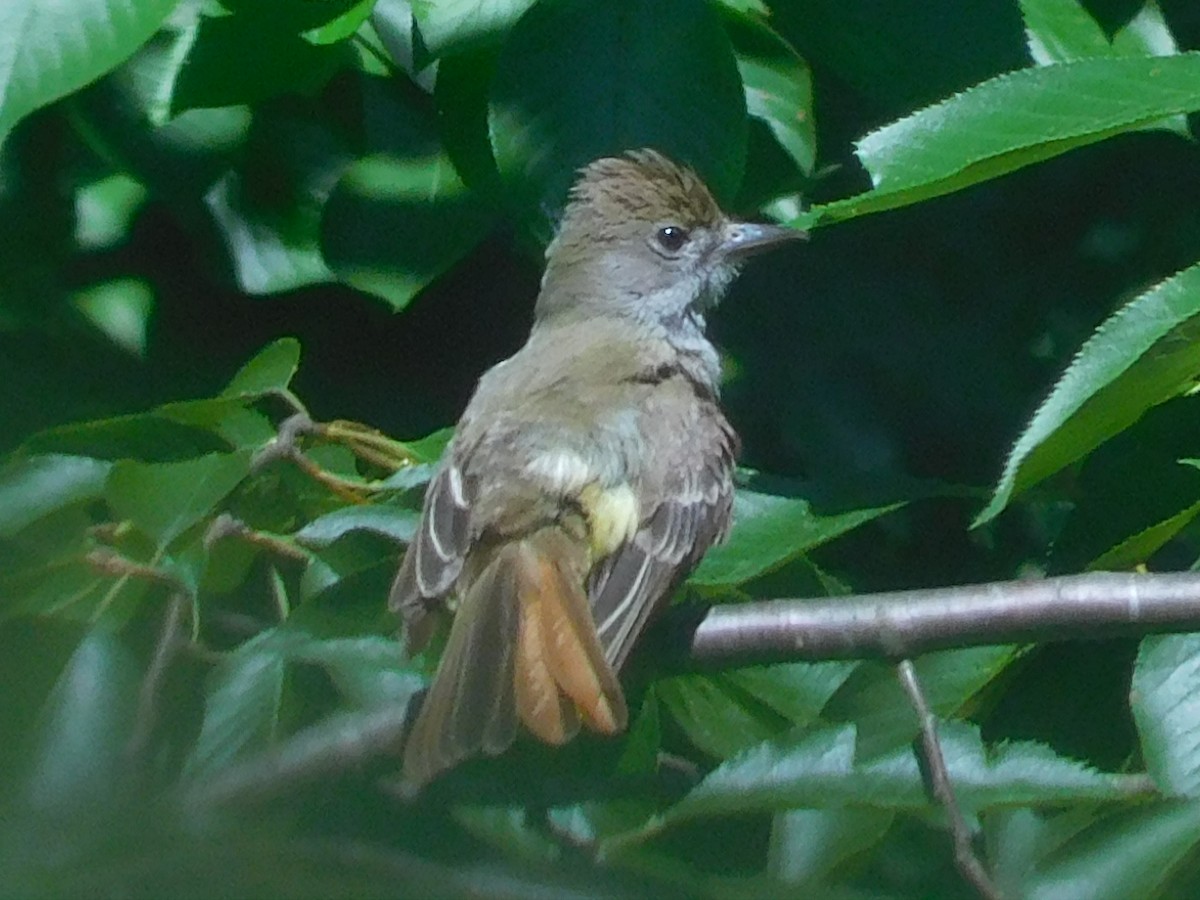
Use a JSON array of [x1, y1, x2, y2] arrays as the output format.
[[653, 225, 690, 255]]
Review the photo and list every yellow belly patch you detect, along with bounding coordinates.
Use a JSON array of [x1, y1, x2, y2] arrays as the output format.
[[578, 482, 640, 559]]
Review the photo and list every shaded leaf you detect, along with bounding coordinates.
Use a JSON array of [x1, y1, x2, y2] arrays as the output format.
[[1132, 633, 1200, 796], [825, 646, 1023, 759], [488, 0, 747, 225], [294, 505, 420, 548], [22, 629, 139, 812], [411, 0, 537, 57], [106, 450, 252, 549], [0, 455, 112, 539], [691, 488, 901, 586], [1019, 801, 1200, 900], [322, 153, 495, 310], [977, 261, 1200, 525], [638, 722, 1147, 837], [184, 630, 290, 781], [657, 674, 783, 759], [768, 807, 894, 886]]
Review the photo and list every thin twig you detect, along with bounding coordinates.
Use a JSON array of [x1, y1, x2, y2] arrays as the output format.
[[896, 659, 1002, 900], [126, 592, 188, 767]]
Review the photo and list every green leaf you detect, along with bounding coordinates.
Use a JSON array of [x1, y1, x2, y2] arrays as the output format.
[[976, 262, 1200, 525], [106, 450, 252, 549], [23, 629, 139, 812], [1018, 801, 1200, 900], [691, 489, 901, 586], [0, 455, 112, 539], [724, 9, 816, 175], [767, 807, 894, 886], [221, 338, 302, 399], [825, 646, 1023, 759], [1021, 0, 1188, 136], [1021, 0, 1113, 64], [322, 152, 495, 310], [169, 13, 345, 113], [184, 630, 290, 781], [1132, 634, 1200, 796], [71, 278, 154, 357], [726, 661, 857, 725], [656, 675, 784, 758], [640, 722, 1146, 835], [0, 0, 178, 146], [289, 636, 423, 709], [302, 0, 377, 45], [411, 0, 537, 57], [798, 53, 1200, 228], [294, 505, 420, 548], [488, 0, 748, 222]]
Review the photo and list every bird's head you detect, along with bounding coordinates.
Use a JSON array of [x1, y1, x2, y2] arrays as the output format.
[[536, 149, 804, 330]]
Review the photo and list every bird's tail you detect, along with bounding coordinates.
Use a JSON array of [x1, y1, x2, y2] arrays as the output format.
[[402, 526, 628, 787]]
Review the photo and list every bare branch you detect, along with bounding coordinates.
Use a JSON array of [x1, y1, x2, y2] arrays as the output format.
[[676, 571, 1200, 667], [897, 660, 1002, 900]]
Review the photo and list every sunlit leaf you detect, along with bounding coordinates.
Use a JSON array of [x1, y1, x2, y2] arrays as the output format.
[[221, 338, 302, 399], [798, 53, 1200, 228], [0, 0, 178, 146]]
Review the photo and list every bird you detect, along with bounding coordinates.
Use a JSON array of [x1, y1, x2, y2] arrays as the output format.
[[390, 148, 804, 787]]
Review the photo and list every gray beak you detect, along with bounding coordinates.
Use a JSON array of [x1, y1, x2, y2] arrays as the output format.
[[720, 221, 807, 259]]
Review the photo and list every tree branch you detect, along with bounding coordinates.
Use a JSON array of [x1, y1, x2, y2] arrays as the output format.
[[671, 571, 1200, 668]]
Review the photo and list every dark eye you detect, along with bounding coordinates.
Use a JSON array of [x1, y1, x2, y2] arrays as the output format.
[[653, 225, 690, 254]]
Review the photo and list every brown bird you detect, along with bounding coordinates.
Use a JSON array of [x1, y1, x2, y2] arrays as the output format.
[[390, 149, 803, 786]]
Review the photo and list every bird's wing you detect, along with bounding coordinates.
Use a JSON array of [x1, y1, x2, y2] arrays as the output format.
[[589, 427, 736, 672], [389, 457, 473, 651]]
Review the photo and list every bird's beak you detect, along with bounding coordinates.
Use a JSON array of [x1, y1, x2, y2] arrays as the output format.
[[720, 221, 807, 259]]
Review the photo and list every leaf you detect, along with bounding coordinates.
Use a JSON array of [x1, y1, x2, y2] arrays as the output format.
[[0, 455, 112, 539], [656, 675, 784, 759], [691, 489, 901, 586], [1019, 801, 1200, 900], [302, 0, 377, 45], [1132, 634, 1200, 796], [184, 630, 290, 781], [322, 153, 495, 311], [294, 505, 420, 548], [289, 636, 423, 709], [23, 629, 139, 812], [724, 8, 816, 175], [411, 0, 537, 57], [221, 338, 302, 399], [825, 646, 1023, 759], [488, 0, 747, 223], [640, 722, 1147, 835], [1021, 0, 1188, 136], [1021, 0, 1114, 64], [0, 0, 178, 146], [726, 662, 857, 726], [169, 12, 345, 113], [976, 261, 1200, 525], [767, 807, 894, 886], [106, 450, 252, 549], [798, 53, 1200, 228]]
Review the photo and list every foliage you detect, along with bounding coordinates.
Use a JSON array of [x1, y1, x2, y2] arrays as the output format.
[[6, 0, 1200, 896]]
